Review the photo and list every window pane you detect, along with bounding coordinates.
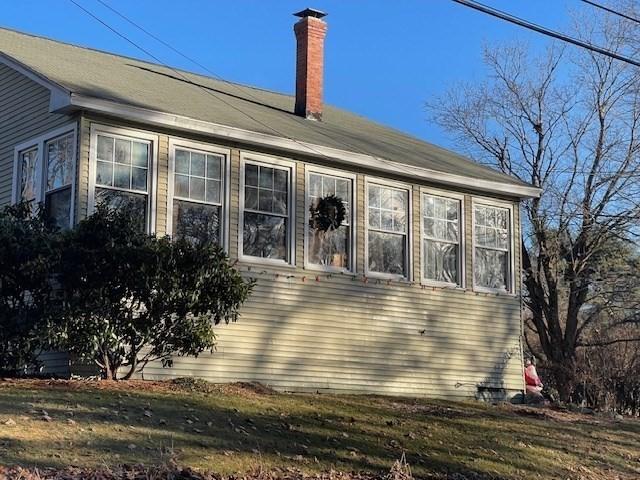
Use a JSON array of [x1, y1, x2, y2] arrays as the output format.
[[368, 231, 405, 275], [114, 139, 131, 165], [190, 177, 205, 201], [424, 239, 458, 284], [243, 212, 287, 260], [95, 187, 146, 231], [131, 167, 147, 192], [175, 174, 189, 198], [96, 160, 113, 187], [392, 190, 405, 212], [496, 209, 508, 229], [381, 188, 392, 209], [274, 169, 288, 192], [393, 211, 406, 232], [336, 179, 349, 202], [475, 248, 508, 291], [173, 200, 220, 245], [476, 206, 487, 226], [46, 134, 74, 191], [259, 166, 273, 188], [368, 208, 380, 229], [368, 185, 380, 208], [424, 217, 434, 237], [424, 195, 434, 217], [309, 224, 349, 268], [20, 149, 38, 202], [447, 199, 459, 221], [97, 135, 113, 161], [45, 187, 71, 230], [309, 173, 321, 197], [131, 142, 148, 168], [245, 186, 258, 210], [175, 149, 190, 174], [113, 163, 130, 189], [245, 164, 258, 186], [191, 152, 206, 177], [206, 179, 221, 204], [497, 229, 509, 250], [206, 155, 221, 180], [273, 191, 287, 215], [446, 221, 459, 242], [381, 210, 393, 230], [258, 189, 273, 212], [322, 176, 336, 196]]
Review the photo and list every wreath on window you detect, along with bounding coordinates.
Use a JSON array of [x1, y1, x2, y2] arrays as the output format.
[[310, 194, 346, 232]]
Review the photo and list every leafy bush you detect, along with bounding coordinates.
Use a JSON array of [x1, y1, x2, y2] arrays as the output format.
[[52, 204, 254, 379], [0, 203, 58, 375]]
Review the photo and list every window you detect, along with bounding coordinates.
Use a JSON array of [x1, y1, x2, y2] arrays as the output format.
[[421, 193, 463, 286], [89, 126, 156, 232], [305, 168, 355, 272], [473, 202, 512, 293], [12, 124, 76, 228], [168, 141, 228, 246], [366, 180, 410, 278], [17, 147, 39, 205], [240, 155, 294, 264], [44, 133, 74, 229]]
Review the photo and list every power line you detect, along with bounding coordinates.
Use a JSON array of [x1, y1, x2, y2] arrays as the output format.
[[67, 0, 347, 164], [70, 0, 474, 185], [579, 0, 640, 25], [451, 0, 640, 68]]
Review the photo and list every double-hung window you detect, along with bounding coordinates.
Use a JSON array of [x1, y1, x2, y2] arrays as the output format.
[[366, 179, 411, 279], [240, 154, 295, 264], [90, 126, 156, 232], [305, 167, 355, 272], [168, 141, 229, 246], [12, 124, 77, 229], [421, 192, 463, 287], [473, 201, 513, 293], [44, 133, 75, 229], [16, 147, 39, 206]]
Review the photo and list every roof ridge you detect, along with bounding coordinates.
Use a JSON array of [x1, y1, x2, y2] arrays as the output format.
[[0, 25, 295, 99]]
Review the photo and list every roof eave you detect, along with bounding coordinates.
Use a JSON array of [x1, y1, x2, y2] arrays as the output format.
[[59, 94, 540, 199]]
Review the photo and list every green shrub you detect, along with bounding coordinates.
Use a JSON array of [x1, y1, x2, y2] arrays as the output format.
[[52, 204, 254, 379], [0, 203, 58, 375]]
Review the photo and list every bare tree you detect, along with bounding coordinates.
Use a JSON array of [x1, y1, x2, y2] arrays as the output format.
[[428, 8, 640, 401]]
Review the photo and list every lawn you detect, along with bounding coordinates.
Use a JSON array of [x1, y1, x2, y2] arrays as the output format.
[[0, 379, 638, 479]]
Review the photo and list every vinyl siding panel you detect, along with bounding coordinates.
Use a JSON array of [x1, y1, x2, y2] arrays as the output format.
[[0, 64, 76, 207], [73, 114, 524, 400]]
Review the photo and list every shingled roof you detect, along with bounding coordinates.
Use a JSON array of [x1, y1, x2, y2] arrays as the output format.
[[0, 27, 540, 198]]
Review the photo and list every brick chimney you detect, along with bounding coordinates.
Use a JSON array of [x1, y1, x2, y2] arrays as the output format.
[[293, 8, 327, 121]]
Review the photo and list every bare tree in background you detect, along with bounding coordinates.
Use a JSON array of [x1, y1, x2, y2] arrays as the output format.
[[428, 6, 640, 401]]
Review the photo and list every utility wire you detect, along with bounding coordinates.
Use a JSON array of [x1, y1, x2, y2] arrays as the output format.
[[67, 0, 346, 164], [69, 0, 434, 182], [70, 0, 493, 187], [451, 0, 640, 68], [579, 0, 640, 25]]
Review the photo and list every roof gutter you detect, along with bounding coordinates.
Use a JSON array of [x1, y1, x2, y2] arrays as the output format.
[[61, 93, 541, 199]]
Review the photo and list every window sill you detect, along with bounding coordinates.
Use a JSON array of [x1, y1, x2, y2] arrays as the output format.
[[364, 271, 410, 282], [472, 286, 517, 297], [421, 280, 466, 291], [238, 256, 296, 270], [303, 262, 354, 275]]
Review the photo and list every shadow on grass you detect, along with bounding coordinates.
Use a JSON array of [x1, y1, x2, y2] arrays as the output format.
[[0, 384, 638, 480]]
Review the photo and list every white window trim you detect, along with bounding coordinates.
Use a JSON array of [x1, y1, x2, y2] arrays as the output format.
[[304, 165, 357, 274], [238, 152, 296, 267], [471, 196, 516, 295], [167, 138, 231, 251], [419, 187, 466, 289], [88, 124, 159, 234], [12, 122, 78, 228], [364, 176, 413, 281]]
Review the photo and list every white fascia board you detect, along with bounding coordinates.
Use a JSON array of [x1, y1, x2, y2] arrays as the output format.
[[62, 93, 541, 199]]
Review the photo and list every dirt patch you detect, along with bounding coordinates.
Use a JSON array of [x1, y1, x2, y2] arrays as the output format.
[[389, 402, 478, 419]]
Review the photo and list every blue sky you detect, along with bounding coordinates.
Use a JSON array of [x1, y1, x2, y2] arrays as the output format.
[[2, 0, 589, 149]]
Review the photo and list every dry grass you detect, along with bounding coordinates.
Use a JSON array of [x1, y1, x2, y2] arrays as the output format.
[[0, 379, 638, 480]]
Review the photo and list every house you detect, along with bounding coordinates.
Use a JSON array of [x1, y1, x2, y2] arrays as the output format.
[[0, 9, 540, 400]]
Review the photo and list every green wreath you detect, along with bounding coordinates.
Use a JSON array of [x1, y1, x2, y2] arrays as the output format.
[[310, 194, 346, 232]]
